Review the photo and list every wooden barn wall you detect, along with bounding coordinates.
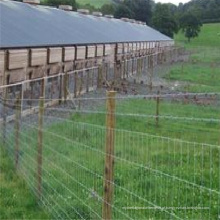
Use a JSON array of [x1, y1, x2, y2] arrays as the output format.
[[0, 40, 175, 89]]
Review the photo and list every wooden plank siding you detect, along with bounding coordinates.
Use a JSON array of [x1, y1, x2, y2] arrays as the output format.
[[87, 46, 96, 58], [0, 51, 5, 77], [48, 48, 62, 63], [76, 46, 86, 60], [30, 49, 47, 66], [64, 47, 75, 62], [104, 44, 111, 56], [8, 50, 28, 70], [96, 45, 104, 57]]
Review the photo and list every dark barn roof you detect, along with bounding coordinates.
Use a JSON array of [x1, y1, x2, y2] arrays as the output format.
[[0, 0, 173, 49]]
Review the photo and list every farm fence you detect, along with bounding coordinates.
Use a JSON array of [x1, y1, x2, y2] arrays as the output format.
[[0, 91, 220, 220]]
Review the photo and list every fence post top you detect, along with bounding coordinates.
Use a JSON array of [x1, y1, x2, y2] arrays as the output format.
[[106, 90, 117, 96]]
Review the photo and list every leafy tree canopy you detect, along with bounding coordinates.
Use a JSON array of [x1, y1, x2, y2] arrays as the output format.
[[100, 4, 116, 15], [179, 13, 203, 42], [114, 4, 134, 19], [152, 3, 178, 38]]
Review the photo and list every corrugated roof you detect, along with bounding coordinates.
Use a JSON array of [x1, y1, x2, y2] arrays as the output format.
[[0, 0, 173, 49]]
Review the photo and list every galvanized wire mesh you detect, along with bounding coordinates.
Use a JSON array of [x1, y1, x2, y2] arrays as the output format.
[[1, 91, 220, 220], [1, 46, 220, 219]]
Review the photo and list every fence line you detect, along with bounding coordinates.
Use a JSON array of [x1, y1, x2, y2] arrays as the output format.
[[0, 44, 220, 219]]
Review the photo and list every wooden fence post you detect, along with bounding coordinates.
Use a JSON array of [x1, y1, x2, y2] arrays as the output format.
[[102, 91, 116, 220], [2, 87, 8, 147], [156, 90, 160, 127], [37, 97, 44, 200], [14, 95, 21, 170]]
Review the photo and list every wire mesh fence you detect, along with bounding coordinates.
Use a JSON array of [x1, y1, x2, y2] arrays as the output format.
[[0, 91, 220, 220]]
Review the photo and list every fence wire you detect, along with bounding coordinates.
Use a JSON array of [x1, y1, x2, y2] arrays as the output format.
[[0, 91, 220, 220]]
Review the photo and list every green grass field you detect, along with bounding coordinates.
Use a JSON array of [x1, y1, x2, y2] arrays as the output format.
[[167, 23, 220, 92], [175, 23, 220, 48], [0, 147, 49, 219], [3, 98, 220, 219], [76, 0, 112, 8]]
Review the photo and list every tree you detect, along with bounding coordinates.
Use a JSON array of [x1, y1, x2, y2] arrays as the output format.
[[124, 0, 152, 24], [152, 3, 178, 38], [101, 4, 116, 15], [179, 13, 202, 42], [78, 3, 97, 13], [114, 4, 134, 19], [43, 0, 77, 11]]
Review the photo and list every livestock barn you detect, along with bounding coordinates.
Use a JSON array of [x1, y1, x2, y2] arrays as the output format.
[[0, 0, 181, 104]]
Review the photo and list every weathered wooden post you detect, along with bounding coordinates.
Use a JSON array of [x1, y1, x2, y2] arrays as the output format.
[[137, 58, 140, 82], [156, 90, 160, 127], [37, 97, 44, 200], [63, 72, 68, 103], [98, 64, 103, 88], [132, 57, 135, 75], [102, 91, 116, 220], [59, 74, 63, 104], [74, 71, 78, 98], [2, 87, 8, 147], [149, 55, 153, 91], [86, 62, 90, 93], [123, 60, 126, 79], [14, 95, 21, 170]]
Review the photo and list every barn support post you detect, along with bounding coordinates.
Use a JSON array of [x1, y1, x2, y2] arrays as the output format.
[[97, 64, 103, 88], [41, 77, 45, 99], [148, 55, 153, 91], [78, 69, 83, 97], [14, 95, 21, 170], [63, 72, 68, 103], [37, 97, 44, 201], [20, 82, 24, 112], [131, 57, 135, 75], [141, 56, 144, 75], [126, 59, 129, 78], [105, 63, 109, 81], [118, 61, 122, 79], [74, 71, 78, 98], [59, 74, 63, 104], [102, 90, 116, 220], [123, 59, 126, 79], [114, 62, 117, 80], [156, 90, 160, 127], [86, 67, 90, 93]]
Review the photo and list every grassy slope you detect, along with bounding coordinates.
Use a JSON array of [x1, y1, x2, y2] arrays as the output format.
[[167, 23, 220, 93], [175, 23, 220, 48], [76, 0, 112, 8], [0, 147, 49, 219]]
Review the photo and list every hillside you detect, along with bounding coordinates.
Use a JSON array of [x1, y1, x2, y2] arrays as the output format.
[[175, 23, 220, 47]]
